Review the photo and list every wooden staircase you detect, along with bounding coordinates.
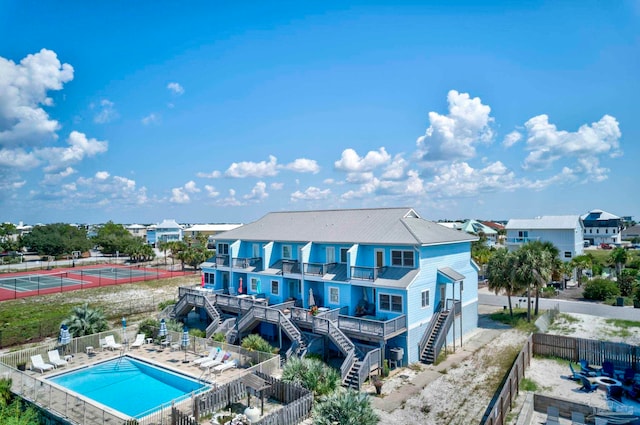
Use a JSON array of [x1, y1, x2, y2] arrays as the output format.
[[420, 310, 450, 364], [236, 305, 307, 358], [419, 301, 459, 364]]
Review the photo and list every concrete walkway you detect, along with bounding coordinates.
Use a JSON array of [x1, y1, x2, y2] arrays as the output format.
[[371, 307, 508, 412]]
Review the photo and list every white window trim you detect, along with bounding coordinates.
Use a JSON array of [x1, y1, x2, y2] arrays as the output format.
[[329, 287, 339, 304], [421, 289, 429, 308], [271, 280, 280, 295], [250, 277, 258, 292], [379, 293, 403, 313], [391, 250, 414, 268]]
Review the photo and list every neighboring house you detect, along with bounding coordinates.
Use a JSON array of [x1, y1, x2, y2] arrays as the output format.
[[178, 207, 478, 390], [581, 209, 623, 246], [622, 224, 640, 241], [459, 220, 498, 246], [505, 215, 584, 261], [183, 223, 243, 248], [125, 224, 148, 242], [147, 219, 183, 247]]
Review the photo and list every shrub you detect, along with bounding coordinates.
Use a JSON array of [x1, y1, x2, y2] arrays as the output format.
[[241, 334, 277, 354], [212, 332, 226, 343], [158, 300, 176, 311], [312, 389, 378, 425], [281, 357, 340, 397], [583, 278, 620, 300], [138, 318, 159, 339], [189, 328, 205, 338]]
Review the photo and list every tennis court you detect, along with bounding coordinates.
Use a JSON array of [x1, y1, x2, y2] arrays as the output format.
[[0, 272, 83, 293], [68, 266, 158, 280]]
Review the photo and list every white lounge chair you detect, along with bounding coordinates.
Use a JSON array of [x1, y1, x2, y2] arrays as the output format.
[[193, 347, 220, 365], [213, 359, 237, 374], [130, 334, 146, 349], [47, 350, 68, 368], [199, 350, 228, 370], [104, 335, 123, 350], [30, 354, 54, 373]]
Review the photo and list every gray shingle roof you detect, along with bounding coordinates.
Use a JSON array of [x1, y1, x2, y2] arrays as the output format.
[[506, 215, 582, 230], [215, 208, 477, 246]]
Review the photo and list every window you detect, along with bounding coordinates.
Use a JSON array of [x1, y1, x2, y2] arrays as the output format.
[[606, 229, 609, 234], [518, 231, 528, 238], [329, 287, 339, 304], [379, 294, 403, 313], [282, 245, 292, 259], [271, 280, 279, 295], [421, 290, 429, 308], [218, 243, 229, 255], [564, 251, 572, 259], [597, 229, 600, 234], [250, 277, 258, 292], [391, 250, 414, 267], [252, 244, 260, 258], [205, 273, 214, 284], [340, 248, 349, 263]]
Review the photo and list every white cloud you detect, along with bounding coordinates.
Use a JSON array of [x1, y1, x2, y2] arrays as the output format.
[[204, 185, 220, 198], [0, 148, 39, 169], [270, 182, 284, 190], [424, 161, 518, 198], [170, 188, 190, 203], [334, 147, 391, 172], [197, 170, 222, 178], [503, 131, 522, 148], [42, 167, 76, 185], [522, 114, 622, 171], [217, 189, 244, 206], [184, 180, 200, 193], [225, 155, 278, 178], [416, 90, 494, 162], [141, 113, 159, 125], [0, 49, 74, 146], [291, 186, 331, 201], [95, 171, 110, 180], [38, 131, 108, 172], [167, 82, 184, 95], [70, 173, 147, 205], [281, 158, 320, 174], [92, 99, 118, 124], [381, 155, 407, 179], [244, 181, 268, 201]]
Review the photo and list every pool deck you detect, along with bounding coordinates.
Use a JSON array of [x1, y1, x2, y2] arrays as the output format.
[[30, 342, 250, 387]]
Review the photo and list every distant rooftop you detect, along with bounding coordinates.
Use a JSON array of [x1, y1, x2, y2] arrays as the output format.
[[506, 215, 582, 230]]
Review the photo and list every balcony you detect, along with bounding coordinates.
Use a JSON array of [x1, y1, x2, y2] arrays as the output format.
[[337, 314, 407, 341], [215, 254, 230, 267], [506, 236, 540, 244], [281, 259, 301, 274], [350, 266, 383, 281], [303, 262, 336, 276], [232, 257, 262, 271]]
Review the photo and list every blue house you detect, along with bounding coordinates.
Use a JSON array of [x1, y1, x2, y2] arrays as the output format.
[[176, 207, 478, 389]]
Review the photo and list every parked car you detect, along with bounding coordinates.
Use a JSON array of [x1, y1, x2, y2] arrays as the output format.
[[600, 243, 613, 249]]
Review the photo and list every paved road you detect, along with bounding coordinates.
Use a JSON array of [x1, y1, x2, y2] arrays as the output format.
[[479, 290, 640, 321]]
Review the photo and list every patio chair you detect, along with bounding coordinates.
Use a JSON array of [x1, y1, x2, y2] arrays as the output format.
[[570, 362, 586, 381], [193, 347, 220, 365], [30, 354, 54, 373], [47, 350, 68, 368], [579, 376, 597, 392], [579, 359, 598, 377], [571, 412, 586, 425], [607, 385, 624, 403], [130, 334, 146, 349], [622, 368, 636, 386], [213, 359, 237, 375], [626, 382, 640, 400], [601, 361, 615, 378], [199, 350, 227, 370], [104, 335, 123, 350]]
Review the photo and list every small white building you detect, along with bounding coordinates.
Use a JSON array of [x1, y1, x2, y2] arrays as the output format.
[[581, 209, 623, 246], [505, 215, 584, 261]]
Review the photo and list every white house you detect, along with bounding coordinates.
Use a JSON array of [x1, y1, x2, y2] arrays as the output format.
[[581, 209, 623, 246], [505, 215, 584, 261]]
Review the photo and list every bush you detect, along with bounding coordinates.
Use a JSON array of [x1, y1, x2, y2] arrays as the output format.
[[312, 389, 378, 425], [241, 334, 277, 354], [583, 278, 620, 300], [189, 328, 205, 338], [158, 300, 176, 311], [138, 318, 159, 339], [281, 357, 340, 397], [212, 332, 226, 343]]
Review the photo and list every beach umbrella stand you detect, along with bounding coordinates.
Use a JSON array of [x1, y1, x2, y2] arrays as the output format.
[[181, 326, 190, 363]]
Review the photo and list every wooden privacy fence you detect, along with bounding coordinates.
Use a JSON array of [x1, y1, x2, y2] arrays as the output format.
[[480, 333, 640, 425], [480, 334, 533, 425]]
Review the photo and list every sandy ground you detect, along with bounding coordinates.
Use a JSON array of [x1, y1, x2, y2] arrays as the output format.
[[368, 310, 640, 425]]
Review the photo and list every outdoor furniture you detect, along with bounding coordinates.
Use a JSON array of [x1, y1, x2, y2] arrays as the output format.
[[607, 385, 624, 402], [130, 334, 146, 349], [571, 412, 586, 425], [85, 346, 94, 355], [622, 368, 636, 385], [104, 335, 122, 350], [199, 350, 228, 370], [579, 376, 597, 392], [579, 359, 599, 377], [193, 348, 220, 365], [47, 350, 68, 368], [570, 362, 586, 381], [601, 361, 615, 378], [547, 406, 560, 425], [30, 354, 54, 373], [213, 359, 237, 375]]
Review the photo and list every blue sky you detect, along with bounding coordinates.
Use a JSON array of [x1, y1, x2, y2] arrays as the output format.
[[1, 1, 638, 225]]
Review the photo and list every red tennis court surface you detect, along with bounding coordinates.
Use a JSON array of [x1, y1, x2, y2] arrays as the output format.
[[0, 264, 190, 301]]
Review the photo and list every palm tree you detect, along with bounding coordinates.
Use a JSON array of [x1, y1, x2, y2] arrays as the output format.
[[523, 241, 556, 316], [241, 334, 277, 354], [610, 247, 628, 278], [486, 248, 518, 317], [312, 389, 378, 425], [512, 244, 553, 321], [281, 357, 340, 397], [62, 303, 108, 336], [571, 254, 592, 287]]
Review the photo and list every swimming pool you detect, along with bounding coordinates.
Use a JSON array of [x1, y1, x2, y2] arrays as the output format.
[[49, 356, 209, 418]]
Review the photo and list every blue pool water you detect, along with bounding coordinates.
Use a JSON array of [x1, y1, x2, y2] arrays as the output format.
[[49, 357, 208, 418]]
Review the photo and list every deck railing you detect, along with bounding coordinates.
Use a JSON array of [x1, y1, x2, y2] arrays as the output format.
[[231, 257, 262, 269], [281, 259, 301, 274], [356, 348, 382, 389], [337, 314, 407, 339], [418, 301, 444, 359], [215, 255, 229, 267], [350, 265, 382, 281]]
